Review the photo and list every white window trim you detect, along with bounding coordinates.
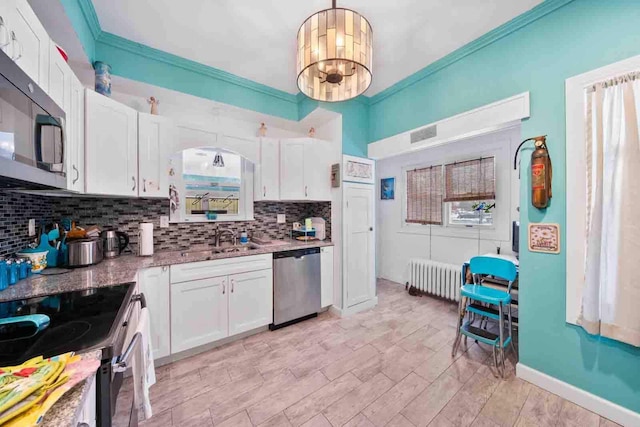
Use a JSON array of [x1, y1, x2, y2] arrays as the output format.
[[565, 54, 640, 325], [399, 142, 509, 242]]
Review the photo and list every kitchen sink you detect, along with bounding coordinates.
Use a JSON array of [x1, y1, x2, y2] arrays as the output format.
[[212, 243, 261, 254]]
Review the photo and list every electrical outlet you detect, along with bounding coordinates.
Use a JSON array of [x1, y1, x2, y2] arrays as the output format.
[[160, 216, 169, 228], [277, 214, 286, 224], [28, 219, 36, 236]]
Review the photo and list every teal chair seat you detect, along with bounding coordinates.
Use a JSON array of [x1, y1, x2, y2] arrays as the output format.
[[461, 284, 511, 305]]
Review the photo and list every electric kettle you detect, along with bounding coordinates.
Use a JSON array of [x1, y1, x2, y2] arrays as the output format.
[[101, 230, 129, 258]]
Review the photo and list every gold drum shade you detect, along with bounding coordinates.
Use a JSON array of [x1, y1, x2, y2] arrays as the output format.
[[297, 6, 373, 102]]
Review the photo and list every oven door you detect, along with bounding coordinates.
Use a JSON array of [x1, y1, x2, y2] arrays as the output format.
[[0, 49, 66, 188], [97, 292, 146, 427]]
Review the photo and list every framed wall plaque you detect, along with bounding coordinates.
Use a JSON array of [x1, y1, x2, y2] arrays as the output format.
[[528, 223, 560, 254]]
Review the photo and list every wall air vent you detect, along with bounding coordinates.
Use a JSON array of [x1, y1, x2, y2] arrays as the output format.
[[410, 125, 437, 144]]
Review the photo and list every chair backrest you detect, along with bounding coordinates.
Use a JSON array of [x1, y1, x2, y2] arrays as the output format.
[[469, 256, 517, 282]]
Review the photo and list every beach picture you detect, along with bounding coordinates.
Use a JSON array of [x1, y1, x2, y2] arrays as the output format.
[[381, 177, 395, 200]]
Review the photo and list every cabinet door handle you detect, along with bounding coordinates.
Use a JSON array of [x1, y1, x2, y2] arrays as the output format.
[[143, 178, 147, 192], [132, 176, 136, 191], [0, 17, 9, 48], [231, 279, 234, 293], [162, 266, 168, 272], [263, 186, 266, 197], [305, 186, 308, 197], [222, 282, 226, 294], [10, 31, 22, 61], [72, 165, 79, 184]]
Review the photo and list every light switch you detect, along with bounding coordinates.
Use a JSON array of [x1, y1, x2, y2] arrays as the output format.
[[28, 219, 36, 236], [277, 214, 286, 224], [160, 216, 169, 228]]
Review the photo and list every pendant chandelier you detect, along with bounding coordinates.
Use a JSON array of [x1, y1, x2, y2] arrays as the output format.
[[296, 0, 373, 102]]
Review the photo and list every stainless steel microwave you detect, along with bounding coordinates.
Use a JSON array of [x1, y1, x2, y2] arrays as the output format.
[[0, 48, 66, 189]]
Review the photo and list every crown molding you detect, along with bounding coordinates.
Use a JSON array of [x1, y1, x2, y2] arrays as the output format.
[[96, 32, 299, 105], [77, 0, 102, 40], [368, 0, 576, 106]]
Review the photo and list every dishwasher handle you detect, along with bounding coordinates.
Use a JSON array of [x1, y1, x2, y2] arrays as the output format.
[[273, 247, 320, 259]]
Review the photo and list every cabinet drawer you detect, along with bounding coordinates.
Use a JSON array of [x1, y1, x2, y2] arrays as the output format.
[[170, 253, 272, 283]]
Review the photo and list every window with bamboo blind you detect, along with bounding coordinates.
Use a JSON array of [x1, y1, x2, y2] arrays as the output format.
[[444, 157, 495, 202], [406, 165, 443, 225]]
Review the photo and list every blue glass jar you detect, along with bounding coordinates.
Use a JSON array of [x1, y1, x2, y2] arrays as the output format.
[[7, 260, 17, 285], [94, 61, 112, 97], [0, 260, 7, 291]]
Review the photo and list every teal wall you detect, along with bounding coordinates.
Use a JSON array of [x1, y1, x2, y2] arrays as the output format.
[[368, 0, 640, 413]]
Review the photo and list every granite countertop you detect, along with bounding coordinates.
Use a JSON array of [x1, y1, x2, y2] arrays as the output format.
[[40, 350, 102, 427], [0, 238, 333, 302]]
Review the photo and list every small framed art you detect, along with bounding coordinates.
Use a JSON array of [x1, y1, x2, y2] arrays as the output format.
[[380, 177, 395, 200]]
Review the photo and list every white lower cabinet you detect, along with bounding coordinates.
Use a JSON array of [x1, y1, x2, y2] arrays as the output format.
[[169, 254, 273, 354], [138, 267, 171, 360], [320, 246, 334, 307], [171, 275, 229, 353], [228, 269, 273, 336]]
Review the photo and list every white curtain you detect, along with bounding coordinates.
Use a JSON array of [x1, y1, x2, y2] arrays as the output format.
[[579, 74, 640, 347]]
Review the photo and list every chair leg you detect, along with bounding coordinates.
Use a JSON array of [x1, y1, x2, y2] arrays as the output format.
[[452, 296, 465, 357], [497, 303, 505, 378], [492, 345, 499, 378], [508, 302, 517, 361]]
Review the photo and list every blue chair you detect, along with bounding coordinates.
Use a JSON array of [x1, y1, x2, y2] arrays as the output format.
[[452, 256, 517, 377]]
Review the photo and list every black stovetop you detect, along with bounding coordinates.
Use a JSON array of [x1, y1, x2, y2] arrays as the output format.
[[0, 284, 132, 366]]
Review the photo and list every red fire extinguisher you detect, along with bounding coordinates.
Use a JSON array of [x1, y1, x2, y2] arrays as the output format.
[[514, 135, 552, 209]]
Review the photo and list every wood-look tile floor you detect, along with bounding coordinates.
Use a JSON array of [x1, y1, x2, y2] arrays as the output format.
[[140, 279, 620, 427]]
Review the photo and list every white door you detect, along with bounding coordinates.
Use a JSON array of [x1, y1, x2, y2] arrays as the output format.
[[255, 138, 280, 201], [67, 75, 84, 192], [304, 139, 332, 201], [320, 246, 334, 307], [139, 266, 171, 360], [280, 139, 306, 200], [85, 89, 138, 196], [228, 269, 273, 336], [138, 113, 172, 198], [344, 183, 375, 308], [171, 276, 228, 353], [9, 0, 49, 91]]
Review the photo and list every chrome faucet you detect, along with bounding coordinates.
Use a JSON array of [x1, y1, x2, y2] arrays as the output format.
[[213, 227, 237, 247]]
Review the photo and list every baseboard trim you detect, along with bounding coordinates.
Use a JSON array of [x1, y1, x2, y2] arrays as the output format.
[[516, 363, 639, 427], [336, 297, 379, 317]]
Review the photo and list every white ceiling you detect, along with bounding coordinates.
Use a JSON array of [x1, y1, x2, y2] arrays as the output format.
[[91, 0, 542, 96]]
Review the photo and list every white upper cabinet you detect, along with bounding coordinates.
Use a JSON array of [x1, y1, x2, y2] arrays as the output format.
[[280, 139, 307, 200], [85, 89, 138, 196], [47, 41, 70, 112], [305, 140, 332, 201], [1, 0, 50, 91], [254, 137, 280, 201], [67, 74, 84, 192], [138, 113, 173, 198], [280, 138, 331, 201]]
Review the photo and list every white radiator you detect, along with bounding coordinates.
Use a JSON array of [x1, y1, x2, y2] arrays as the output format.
[[409, 258, 462, 301]]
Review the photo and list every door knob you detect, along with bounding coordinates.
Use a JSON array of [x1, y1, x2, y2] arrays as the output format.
[[369, 227, 373, 231]]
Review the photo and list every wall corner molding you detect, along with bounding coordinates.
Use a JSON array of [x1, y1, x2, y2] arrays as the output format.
[[368, 0, 575, 106], [516, 363, 640, 427], [77, 0, 102, 40]]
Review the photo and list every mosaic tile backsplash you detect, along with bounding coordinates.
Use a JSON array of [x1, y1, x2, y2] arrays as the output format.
[[0, 191, 331, 257]]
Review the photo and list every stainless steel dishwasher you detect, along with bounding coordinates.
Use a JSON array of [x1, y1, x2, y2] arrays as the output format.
[[271, 247, 321, 329]]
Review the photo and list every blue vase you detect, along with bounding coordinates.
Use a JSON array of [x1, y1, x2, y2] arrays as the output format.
[[94, 61, 112, 97]]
